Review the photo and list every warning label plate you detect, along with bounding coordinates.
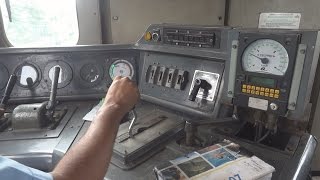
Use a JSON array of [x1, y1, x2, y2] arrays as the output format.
[[259, 13, 301, 29]]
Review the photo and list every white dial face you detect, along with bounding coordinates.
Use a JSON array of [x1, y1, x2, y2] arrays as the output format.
[[242, 39, 289, 76], [109, 60, 134, 80]]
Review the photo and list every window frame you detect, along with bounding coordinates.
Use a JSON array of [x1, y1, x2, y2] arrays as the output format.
[[0, 0, 102, 47]]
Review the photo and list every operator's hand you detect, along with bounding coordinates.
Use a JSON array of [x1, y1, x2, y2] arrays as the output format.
[[103, 76, 140, 114]]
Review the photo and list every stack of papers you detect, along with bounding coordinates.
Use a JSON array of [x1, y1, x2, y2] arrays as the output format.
[[154, 140, 275, 180]]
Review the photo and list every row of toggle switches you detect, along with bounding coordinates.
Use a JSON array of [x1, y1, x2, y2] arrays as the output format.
[[146, 65, 188, 90]]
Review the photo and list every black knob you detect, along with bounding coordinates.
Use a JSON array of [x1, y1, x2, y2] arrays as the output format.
[[188, 79, 211, 101]]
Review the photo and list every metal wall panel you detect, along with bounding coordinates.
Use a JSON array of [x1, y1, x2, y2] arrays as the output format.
[[228, 0, 320, 29], [107, 0, 225, 44], [77, 0, 102, 44]]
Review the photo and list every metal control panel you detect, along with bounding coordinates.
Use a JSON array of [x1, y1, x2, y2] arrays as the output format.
[[234, 33, 300, 115], [0, 46, 138, 102], [138, 24, 230, 51], [0, 25, 319, 180], [139, 52, 224, 118], [162, 28, 220, 48], [229, 30, 320, 120]]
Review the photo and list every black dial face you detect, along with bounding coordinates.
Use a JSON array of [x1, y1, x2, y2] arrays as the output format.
[[80, 64, 103, 84], [0, 63, 9, 90]]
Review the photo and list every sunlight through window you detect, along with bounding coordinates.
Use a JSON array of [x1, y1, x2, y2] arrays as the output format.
[[0, 0, 79, 47]]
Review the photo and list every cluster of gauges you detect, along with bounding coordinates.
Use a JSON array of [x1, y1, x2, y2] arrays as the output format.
[[0, 59, 135, 90]]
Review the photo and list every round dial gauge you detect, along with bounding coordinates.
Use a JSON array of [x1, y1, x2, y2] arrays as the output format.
[[80, 64, 103, 83], [242, 39, 289, 76], [109, 60, 134, 80]]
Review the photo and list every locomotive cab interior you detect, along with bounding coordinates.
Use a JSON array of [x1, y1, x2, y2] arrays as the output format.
[[0, 1, 319, 180]]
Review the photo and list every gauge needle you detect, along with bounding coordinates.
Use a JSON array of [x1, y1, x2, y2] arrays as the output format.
[[250, 53, 262, 60], [274, 67, 283, 73], [249, 53, 269, 64]]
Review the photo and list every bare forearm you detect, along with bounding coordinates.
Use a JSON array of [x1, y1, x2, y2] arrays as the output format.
[[52, 104, 125, 180]]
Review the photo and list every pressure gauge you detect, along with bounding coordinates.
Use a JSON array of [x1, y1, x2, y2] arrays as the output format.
[[109, 60, 134, 80], [242, 39, 289, 76]]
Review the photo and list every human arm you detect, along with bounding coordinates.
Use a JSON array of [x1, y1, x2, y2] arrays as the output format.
[[51, 76, 140, 180]]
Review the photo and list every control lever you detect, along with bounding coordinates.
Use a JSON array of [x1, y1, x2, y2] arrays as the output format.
[[26, 77, 34, 88], [188, 79, 211, 101], [11, 66, 63, 130], [128, 109, 137, 138], [46, 66, 60, 120], [0, 74, 17, 117]]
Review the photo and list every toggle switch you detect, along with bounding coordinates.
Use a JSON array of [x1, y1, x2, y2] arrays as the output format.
[[147, 65, 159, 84], [174, 70, 188, 90], [188, 79, 212, 101], [165, 68, 178, 88], [157, 66, 168, 86]]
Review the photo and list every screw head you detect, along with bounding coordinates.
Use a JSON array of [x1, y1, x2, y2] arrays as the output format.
[[228, 91, 233, 95], [270, 103, 279, 111], [232, 45, 237, 49], [300, 49, 306, 54]]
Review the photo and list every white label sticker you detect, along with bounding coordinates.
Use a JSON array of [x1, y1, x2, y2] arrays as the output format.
[[248, 97, 268, 111], [259, 13, 301, 29]]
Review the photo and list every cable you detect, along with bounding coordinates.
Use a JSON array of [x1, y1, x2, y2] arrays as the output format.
[[257, 130, 271, 143]]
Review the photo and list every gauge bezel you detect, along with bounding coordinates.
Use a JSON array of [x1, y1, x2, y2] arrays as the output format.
[[14, 62, 41, 88], [241, 39, 289, 76], [79, 63, 104, 88], [109, 59, 135, 80], [44, 60, 73, 89], [0, 63, 9, 90]]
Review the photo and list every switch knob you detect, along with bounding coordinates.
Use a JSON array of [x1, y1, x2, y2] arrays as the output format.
[[188, 79, 211, 101], [152, 32, 160, 42]]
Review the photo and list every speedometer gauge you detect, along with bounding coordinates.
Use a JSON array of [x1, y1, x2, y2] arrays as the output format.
[[109, 60, 134, 80], [242, 39, 289, 76]]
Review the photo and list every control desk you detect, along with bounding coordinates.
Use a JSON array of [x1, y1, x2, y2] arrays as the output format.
[[0, 24, 319, 180]]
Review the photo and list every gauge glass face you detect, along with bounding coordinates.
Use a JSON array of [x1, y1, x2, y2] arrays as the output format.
[[242, 39, 289, 76], [49, 65, 64, 83], [17, 65, 38, 86], [80, 64, 101, 83], [109, 60, 134, 80]]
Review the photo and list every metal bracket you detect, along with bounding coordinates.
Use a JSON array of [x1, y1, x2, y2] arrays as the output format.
[[227, 40, 239, 98], [288, 44, 307, 110]]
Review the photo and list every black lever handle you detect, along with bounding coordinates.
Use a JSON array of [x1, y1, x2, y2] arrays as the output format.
[[26, 77, 34, 88], [0, 74, 17, 117], [46, 66, 60, 111], [1, 74, 17, 105], [188, 79, 211, 101]]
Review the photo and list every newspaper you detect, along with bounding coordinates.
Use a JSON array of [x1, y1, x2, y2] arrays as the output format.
[[154, 140, 275, 180]]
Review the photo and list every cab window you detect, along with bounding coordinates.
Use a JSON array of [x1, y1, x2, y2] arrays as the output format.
[[0, 0, 79, 47]]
